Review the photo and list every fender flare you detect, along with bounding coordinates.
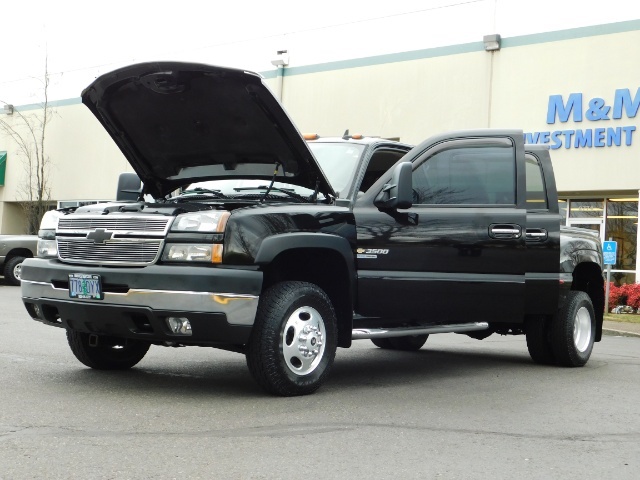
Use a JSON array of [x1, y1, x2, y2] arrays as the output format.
[[254, 232, 357, 303]]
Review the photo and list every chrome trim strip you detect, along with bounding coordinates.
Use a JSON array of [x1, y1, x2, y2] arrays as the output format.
[[352, 322, 489, 339], [21, 280, 259, 326], [57, 215, 172, 235], [56, 237, 165, 266]]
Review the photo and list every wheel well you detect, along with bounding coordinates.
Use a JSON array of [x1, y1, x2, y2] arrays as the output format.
[[572, 262, 604, 341], [6, 248, 33, 261], [262, 248, 353, 347]]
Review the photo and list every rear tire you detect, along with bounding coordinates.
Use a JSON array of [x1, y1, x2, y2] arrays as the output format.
[[550, 291, 595, 367], [66, 330, 150, 370], [389, 335, 429, 351], [246, 281, 337, 396], [371, 335, 428, 351], [525, 315, 555, 365], [371, 338, 393, 349], [4, 256, 26, 286]]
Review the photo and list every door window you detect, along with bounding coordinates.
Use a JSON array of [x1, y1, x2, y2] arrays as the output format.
[[412, 145, 515, 205], [525, 155, 548, 210]]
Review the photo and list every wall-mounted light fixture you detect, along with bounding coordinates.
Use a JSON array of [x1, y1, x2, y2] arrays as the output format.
[[483, 34, 501, 51], [3, 104, 14, 115], [270, 50, 289, 67]]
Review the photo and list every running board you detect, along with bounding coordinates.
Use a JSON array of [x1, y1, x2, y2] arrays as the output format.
[[352, 322, 489, 340]]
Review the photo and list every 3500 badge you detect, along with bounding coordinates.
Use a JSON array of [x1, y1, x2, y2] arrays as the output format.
[[356, 248, 389, 259]]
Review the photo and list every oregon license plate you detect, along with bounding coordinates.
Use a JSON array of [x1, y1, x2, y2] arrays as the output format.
[[69, 274, 103, 300]]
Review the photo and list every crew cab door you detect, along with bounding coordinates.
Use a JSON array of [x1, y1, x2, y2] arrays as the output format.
[[523, 146, 561, 315], [353, 131, 527, 325]]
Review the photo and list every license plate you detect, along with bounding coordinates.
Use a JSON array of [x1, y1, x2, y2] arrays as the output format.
[[69, 274, 104, 300]]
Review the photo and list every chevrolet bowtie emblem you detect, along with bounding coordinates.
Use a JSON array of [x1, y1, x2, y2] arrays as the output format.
[[86, 228, 114, 244]]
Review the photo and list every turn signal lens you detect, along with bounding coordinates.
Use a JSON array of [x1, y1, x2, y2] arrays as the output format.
[[212, 244, 224, 264]]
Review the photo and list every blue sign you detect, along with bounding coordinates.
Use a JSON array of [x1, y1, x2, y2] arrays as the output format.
[[524, 87, 640, 149], [603, 241, 617, 265]]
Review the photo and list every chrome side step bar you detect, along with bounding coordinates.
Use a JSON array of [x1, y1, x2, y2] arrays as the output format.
[[352, 322, 489, 340]]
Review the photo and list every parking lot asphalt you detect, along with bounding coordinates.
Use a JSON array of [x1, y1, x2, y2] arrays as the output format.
[[2, 280, 640, 479]]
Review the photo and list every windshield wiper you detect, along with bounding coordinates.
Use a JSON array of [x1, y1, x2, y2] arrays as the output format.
[[174, 188, 227, 202], [233, 186, 310, 203]]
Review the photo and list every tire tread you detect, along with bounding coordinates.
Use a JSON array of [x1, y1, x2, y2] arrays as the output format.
[[246, 281, 337, 396]]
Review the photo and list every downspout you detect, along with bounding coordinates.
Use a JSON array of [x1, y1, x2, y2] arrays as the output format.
[[270, 50, 289, 103]]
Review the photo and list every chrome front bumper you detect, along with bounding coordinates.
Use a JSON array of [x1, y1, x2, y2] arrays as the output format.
[[21, 279, 259, 326]]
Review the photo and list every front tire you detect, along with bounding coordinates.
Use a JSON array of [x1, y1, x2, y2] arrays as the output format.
[[550, 291, 596, 367], [66, 330, 150, 370], [4, 256, 26, 286], [246, 281, 337, 396]]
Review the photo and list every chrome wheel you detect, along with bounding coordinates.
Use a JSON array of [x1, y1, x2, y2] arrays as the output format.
[[246, 281, 337, 396], [573, 306, 592, 353], [282, 306, 326, 376], [13, 262, 22, 281], [3, 256, 26, 286], [550, 291, 595, 367]]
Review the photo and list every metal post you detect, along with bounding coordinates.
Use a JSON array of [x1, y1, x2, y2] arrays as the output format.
[[604, 236, 613, 314], [605, 264, 611, 314]]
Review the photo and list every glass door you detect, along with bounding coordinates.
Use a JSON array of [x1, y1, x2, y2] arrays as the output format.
[[567, 218, 605, 243]]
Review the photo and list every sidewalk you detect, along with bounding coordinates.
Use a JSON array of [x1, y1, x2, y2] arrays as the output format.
[[603, 319, 640, 337]]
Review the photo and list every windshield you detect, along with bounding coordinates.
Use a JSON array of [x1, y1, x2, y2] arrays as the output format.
[[185, 179, 317, 197], [184, 142, 365, 200], [308, 142, 365, 195]]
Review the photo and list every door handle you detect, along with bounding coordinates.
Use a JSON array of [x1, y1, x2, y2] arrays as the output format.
[[525, 228, 548, 242], [489, 224, 522, 239]]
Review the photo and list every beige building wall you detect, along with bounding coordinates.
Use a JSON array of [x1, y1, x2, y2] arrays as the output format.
[[45, 104, 134, 201], [490, 29, 640, 195], [283, 52, 492, 143], [0, 103, 134, 232], [2, 20, 640, 233]]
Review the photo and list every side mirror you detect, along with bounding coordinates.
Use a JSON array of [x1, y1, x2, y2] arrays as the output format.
[[116, 173, 142, 201], [374, 162, 413, 209]]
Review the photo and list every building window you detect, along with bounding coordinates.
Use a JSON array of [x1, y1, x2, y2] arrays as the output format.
[[569, 199, 604, 218], [605, 199, 638, 285], [560, 197, 639, 286]]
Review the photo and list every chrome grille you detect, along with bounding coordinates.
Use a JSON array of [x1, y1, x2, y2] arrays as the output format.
[[55, 215, 170, 266], [58, 217, 170, 233], [57, 239, 162, 265]]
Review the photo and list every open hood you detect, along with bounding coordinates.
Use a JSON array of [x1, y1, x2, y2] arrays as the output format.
[[81, 62, 335, 199]]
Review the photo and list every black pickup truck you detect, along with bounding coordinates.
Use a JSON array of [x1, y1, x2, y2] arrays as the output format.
[[21, 62, 604, 396]]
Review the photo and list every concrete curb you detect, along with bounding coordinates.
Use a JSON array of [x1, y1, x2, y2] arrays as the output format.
[[603, 327, 640, 338]]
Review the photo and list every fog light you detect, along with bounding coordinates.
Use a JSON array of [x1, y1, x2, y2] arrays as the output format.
[[166, 317, 192, 335], [31, 304, 43, 319]]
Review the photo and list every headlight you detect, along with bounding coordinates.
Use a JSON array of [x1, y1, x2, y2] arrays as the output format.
[[162, 244, 223, 263], [37, 239, 58, 258], [171, 211, 230, 233], [37, 210, 62, 258]]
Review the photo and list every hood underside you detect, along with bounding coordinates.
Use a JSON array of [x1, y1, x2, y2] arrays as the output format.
[[81, 61, 334, 199]]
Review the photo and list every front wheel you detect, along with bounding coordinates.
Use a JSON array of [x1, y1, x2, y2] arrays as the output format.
[[550, 291, 596, 367], [4, 256, 26, 286], [66, 330, 150, 370], [246, 281, 337, 396]]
